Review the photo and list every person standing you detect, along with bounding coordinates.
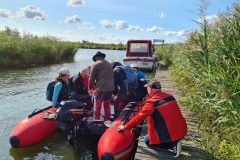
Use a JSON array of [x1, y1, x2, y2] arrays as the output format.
[[118, 80, 187, 158], [88, 51, 114, 121]]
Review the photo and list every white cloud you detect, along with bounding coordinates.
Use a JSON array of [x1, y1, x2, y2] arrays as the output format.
[[77, 21, 95, 30], [146, 26, 163, 33], [100, 20, 129, 30], [67, 0, 85, 7], [0, 26, 5, 31], [159, 12, 165, 18], [97, 34, 125, 44], [64, 30, 72, 34], [17, 5, 46, 20], [100, 20, 113, 28], [198, 14, 218, 23], [56, 33, 81, 42], [206, 15, 218, 21], [114, 20, 129, 30], [128, 25, 145, 32], [165, 30, 189, 36], [165, 31, 177, 36], [0, 8, 11, 18], [64, 15, 81, 23]]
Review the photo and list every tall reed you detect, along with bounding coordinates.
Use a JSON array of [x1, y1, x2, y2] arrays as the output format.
[[0, 27, 78, 69], [156, 1, 240, 159], [155, 0, 240, 160]]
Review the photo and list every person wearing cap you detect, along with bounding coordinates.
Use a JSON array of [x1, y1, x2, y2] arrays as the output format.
[[52, 68, 71, 108], [130, 63, 145, 79], [118, 80, 187, 158], [88, 51, 114, 121]]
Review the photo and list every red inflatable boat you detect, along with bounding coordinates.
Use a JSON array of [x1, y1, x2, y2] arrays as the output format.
[[98, 102, 143, 160], [9, 106, 58, 148]]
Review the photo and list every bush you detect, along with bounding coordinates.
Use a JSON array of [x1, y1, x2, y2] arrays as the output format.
[[155, 44, 182, 67]]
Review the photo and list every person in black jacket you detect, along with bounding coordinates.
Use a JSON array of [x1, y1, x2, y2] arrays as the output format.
[[69, 73, 91, 102], [111, 62, 128, 117]]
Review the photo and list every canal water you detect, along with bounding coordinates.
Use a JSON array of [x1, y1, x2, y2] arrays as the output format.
[[0, 49, 154, 160]]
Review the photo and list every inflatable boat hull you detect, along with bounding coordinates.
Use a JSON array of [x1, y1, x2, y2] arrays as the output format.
[[98, 102, 143, 160], [9, 107, 57, 148]]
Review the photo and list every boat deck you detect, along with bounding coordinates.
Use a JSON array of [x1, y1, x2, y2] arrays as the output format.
[[134, 69, 213, 160]]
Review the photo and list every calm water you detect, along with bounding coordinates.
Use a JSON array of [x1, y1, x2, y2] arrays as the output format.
[[0, 49, 154, 160]]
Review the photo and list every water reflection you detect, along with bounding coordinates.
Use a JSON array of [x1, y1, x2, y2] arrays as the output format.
[[9, 132, 79, 160]]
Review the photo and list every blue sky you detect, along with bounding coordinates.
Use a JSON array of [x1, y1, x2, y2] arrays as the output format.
[[0, 0, 239, 43]]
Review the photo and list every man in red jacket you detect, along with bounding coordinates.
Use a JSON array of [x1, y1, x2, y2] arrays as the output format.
[[118, 80, 187, 158]]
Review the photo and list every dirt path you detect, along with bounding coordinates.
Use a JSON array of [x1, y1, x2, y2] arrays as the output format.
[[134, 69, 210, 160]]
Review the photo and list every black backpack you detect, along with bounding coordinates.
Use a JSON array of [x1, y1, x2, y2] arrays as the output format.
[[135, 78, 148, 101], [46, 81, 55, 101], [68, 75, 88, 95]]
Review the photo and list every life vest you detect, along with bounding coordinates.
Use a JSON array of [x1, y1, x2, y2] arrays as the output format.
[[147, 92, 187, 144], [57, 79, 69, 102]]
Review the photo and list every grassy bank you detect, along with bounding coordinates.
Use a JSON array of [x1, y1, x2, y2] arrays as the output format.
[[156, 3, 240, 159], [80, 40, 126, 50], [0, 28, 126, 70], [0, 27, 78, 69]]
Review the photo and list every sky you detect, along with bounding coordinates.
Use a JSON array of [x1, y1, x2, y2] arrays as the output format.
[[0, 0, 239, 44]]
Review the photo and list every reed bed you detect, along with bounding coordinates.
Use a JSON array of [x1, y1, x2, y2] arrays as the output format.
[[156, 2, 240, 159], [0, 27, 78, 69]]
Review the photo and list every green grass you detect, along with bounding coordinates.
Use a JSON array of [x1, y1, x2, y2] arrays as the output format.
[[79, 40, 126, 50]]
